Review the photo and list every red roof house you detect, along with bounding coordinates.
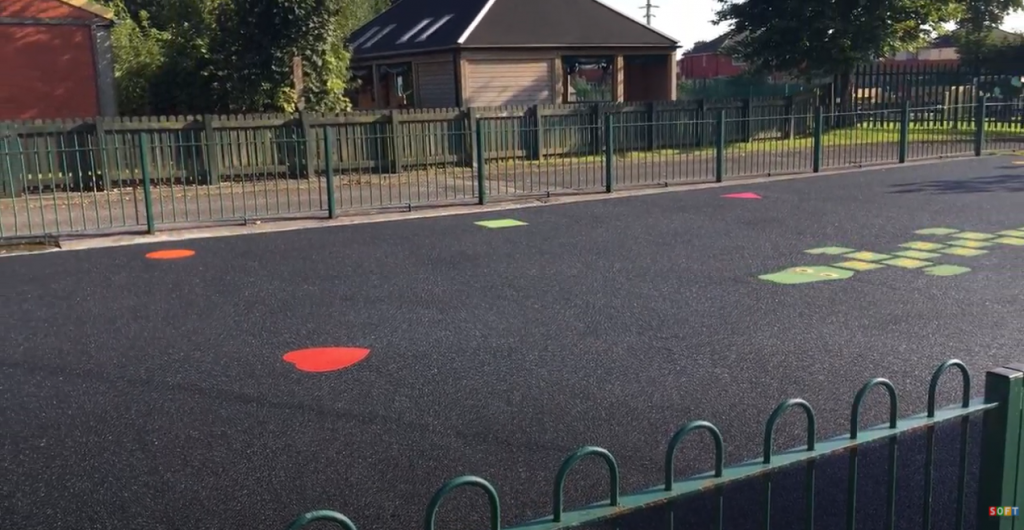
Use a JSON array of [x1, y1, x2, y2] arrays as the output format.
[[0, 0, 117, 120]]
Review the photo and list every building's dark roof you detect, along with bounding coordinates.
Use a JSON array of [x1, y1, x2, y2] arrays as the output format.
[[685, 31, 740, 55], [929, 28, 1022, 48], [347, 0, 678, 60], [464, 0, 677, 47]]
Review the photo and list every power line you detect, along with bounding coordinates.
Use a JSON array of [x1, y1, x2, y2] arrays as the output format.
[[639, 0, 659, 25]]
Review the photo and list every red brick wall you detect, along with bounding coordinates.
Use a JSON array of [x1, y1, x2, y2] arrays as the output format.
[[678, 54, 746, 80], [0, 0, 102, 120], [0, 25, 99, 120]]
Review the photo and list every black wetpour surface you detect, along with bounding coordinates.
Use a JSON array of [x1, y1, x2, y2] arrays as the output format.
[[1, 157, 1023, 530]]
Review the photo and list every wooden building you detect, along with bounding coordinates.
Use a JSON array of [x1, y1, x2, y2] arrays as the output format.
[[345, 0, 680, 109]]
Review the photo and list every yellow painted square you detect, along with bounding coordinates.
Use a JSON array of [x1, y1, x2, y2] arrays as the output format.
[[948, 239, 994, 248], [952, 232, 997, 240], [993, 237, 1024, 246], [842, 251, 891, 262], [900, 241, 947, 251], [996, 230, 1024, 237], [939, 247, 988, 257], [881, 257, 932, 269], [833, 260, 886, 271]]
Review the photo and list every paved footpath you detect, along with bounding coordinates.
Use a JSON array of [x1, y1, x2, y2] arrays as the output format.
[[1, 155, 1022, 530]]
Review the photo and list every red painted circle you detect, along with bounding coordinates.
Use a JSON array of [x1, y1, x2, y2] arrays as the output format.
[[146, 249, 196, 260], [283, 347, 371, 373]]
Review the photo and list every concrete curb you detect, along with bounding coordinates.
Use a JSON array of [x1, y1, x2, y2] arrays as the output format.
[[1, 154, 1008, 257]]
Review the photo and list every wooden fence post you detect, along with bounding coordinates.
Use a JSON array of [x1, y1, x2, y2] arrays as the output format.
[[388, 109, 403, 174], [202, 114, 220, 185]]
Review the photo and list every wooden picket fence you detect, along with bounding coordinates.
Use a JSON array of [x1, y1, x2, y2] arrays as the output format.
[[0, 96, 816, 195]]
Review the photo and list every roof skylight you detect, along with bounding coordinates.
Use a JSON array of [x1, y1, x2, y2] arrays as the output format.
[[350, 26, 379, 48], [363, 24, 396, 48], [415, 14, 453, 42], [397, 18, 433, 44]]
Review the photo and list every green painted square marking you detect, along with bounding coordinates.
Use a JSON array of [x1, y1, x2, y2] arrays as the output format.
[[475, 219, 528, 229], [952, 231, 997, 240], [804, 247, 856, 255], [881, 257, 932, 269], [842, 251, 891, 262], [993, 236, 1024, 246], [915, 227, 960, 235], [833, 260, 886, 271], [893, 250, 941, 259], [939, 247, 988, 257], [900, 241, 947, 251], [997, 230, 1024, 237], [923, 264, 972, 277], [948, 239, 994, 248]]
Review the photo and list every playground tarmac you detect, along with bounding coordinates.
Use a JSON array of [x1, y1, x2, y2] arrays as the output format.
[[2, 155, 1024, 530]]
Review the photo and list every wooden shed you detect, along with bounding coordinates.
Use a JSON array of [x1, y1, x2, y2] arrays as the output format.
[[345, 0, 680, 109], [0, 0, 117, 121]]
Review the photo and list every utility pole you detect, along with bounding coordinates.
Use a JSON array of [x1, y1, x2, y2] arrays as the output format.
[[639, 0, 658, 25]]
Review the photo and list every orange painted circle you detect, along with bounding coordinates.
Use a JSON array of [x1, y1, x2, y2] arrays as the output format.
[[146, 249, 195, 260], [283, 347, 371, 373]]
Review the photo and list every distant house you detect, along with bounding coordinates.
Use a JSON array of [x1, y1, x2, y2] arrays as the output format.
[[344, 0, 680, 109], [0, 0, 117, 120], [677, 32, 747, 80], [884, 29, 1022, 65]]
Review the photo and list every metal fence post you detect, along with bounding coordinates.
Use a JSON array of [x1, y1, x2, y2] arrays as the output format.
[[812, 106, 823, 173], [475, 118, 486, 205], [604, 114, 614, 193], [138, 133, 156, 234], [324, 127, 337, 219], [898, 100, 910, 164], [976, 365, 1024, 530], [975, 95, 987, 157], [714, 110, 725, 183]]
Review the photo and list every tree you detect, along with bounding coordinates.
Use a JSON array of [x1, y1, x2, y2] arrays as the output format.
[[713, 0, 1022, 108]]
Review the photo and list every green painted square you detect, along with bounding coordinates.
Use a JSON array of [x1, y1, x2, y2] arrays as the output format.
[[948, 239, 994, 248], [914, 227, 960, 235], [842, 251, 891, 262], [900, 241, 947, 251], [893, 250, 941, 259], [881, 257, 932, 269], [997, 230, 1024, 237], [833, 260, 886, 271], [939, 247, 988, 257], [804, 246, 856, 255], [475, 219, 528, 229], [923, 264, 972, 277], [952, 231, 997, 240], [993, 236, 1024, 246]]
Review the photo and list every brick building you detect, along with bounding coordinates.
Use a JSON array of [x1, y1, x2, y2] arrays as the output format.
[[0, 0, 117, 120]]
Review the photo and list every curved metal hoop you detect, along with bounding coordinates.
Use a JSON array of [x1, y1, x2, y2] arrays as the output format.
[[286, 510, 358, 530], [763, 399, 816, 464], [664, 421, 724, 491], [552, 446, 620, 522], [927, 359, 970, 417], [424, 476, 501, 530], [850, 378, 899, 438]]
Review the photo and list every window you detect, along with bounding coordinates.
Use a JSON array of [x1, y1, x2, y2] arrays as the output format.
[[563, 57, 613, 103], [350, 27, 379, 48], [398, 19, 432, 43], [363, 24, 396, 48], [415, 14, 453, 42]]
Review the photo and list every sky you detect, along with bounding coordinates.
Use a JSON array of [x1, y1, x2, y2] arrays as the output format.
[[602, 0, 1024, 55]]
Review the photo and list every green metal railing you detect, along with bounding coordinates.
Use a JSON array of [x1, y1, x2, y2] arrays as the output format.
[[1, 99, 1022, 240], [284, 360, 1024, 530]]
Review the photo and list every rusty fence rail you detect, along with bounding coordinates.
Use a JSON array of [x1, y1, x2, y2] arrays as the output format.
[[1, 99, 1022, 240], [284, 360, 1024, 530]]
